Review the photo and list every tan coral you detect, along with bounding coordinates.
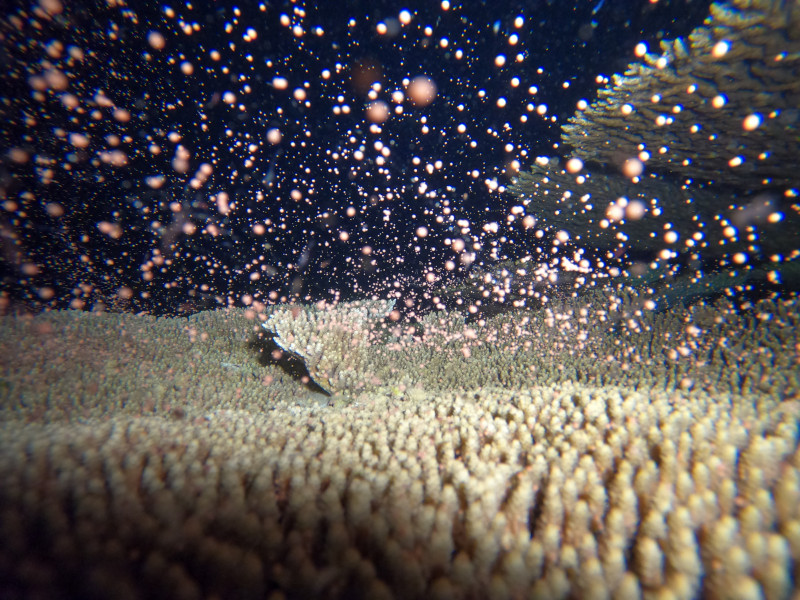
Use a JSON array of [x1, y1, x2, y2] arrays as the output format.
[[262, 298, 396, 397], [561, 0, 800, 190], [510, 0, 800, 263], [1, 291, 800, 598]]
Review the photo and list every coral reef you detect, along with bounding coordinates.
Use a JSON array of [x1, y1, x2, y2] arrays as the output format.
[[1, 2, 800, 598], [1, 293, 800, 599], [262, 299, 397, 397], [562, 0, 800, 191], [510, 0, 800, 262]]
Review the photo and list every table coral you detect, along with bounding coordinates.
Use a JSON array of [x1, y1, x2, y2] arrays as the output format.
[[1, 293, 800, 599]]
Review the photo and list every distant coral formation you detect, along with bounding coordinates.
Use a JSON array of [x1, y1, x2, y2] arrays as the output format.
[[562, 0, 800, 190], [511, 0, 800, 263]]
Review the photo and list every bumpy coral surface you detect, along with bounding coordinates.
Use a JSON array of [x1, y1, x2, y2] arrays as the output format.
[[1, 294, 800, 599], [262, 299, 397, 396]]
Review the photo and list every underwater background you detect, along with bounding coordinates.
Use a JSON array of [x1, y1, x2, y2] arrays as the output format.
[[2, 0, 800, 598]]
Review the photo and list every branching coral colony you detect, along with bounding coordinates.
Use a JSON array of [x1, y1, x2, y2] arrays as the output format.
[[2, 294, 800, 599], [262, 299, 397, 397]]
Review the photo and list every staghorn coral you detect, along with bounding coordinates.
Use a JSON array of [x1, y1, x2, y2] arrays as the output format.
[[1, 294, 800, 599]]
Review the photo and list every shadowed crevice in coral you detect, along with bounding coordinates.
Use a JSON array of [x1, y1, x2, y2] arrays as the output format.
[[248, 330, 331, 397]]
